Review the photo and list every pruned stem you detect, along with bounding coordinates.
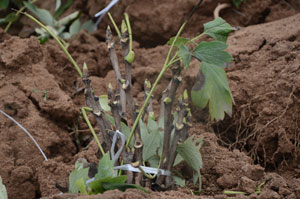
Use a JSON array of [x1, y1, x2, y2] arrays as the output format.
[[156, 61, 182, 185], [106, 26, 127, 117], [165, 91, 190, 187], [108, 84, 121, 131], [82, 65, 112, 152]]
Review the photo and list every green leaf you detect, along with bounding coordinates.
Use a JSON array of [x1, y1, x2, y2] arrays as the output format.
[[69, 19, 81, 35], [0, 176, 7, 199], [102, 182, 150, 193], [38, 35, 49, 44], [24, 2, 56, 26], [141, 119, 161, 161], [173, 154, 183, 166], [232, 0, 247, 8], [204, 17, 232, 42], [98, 95, 111, 112], [147, 155, 160, 168], [58, 11, 79, 26], [177, 135, 203, 171], [95, 153, 116, 180], [75, 178, 87, 194], [69, 160, 89, 193], [177, 136, 203, 191], [193, 41, 232, 68], [0, 0, 9, 10], [89, 175, 128, 194], [81, 20, 97, 33], [0, 13, 18, 24], [55, 0, 61, 11], [191, 63, 233, 121], [167, 36, 190, 47], [178, 45, 192, 69], [54, 0, 73, 19], [173, 176, 185, 187]]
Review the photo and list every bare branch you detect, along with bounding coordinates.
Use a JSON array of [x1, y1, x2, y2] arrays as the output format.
[[156, 61, 182, 185], [82, 65, 112, 152], [106, 26, 127, 118]]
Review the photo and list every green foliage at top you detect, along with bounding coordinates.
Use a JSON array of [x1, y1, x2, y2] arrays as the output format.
[[232, 0, 247, 8], [0, 176, 7, 199], [193, 41, 232, 67], [169, 17, 233, 121]]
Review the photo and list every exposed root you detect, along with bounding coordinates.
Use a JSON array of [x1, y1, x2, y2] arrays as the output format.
[[213, 3, 231, 19]]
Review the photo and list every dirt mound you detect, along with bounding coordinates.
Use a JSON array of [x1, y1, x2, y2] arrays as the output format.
[[0, 35, 78, 198], [215, 13, 300, 173]]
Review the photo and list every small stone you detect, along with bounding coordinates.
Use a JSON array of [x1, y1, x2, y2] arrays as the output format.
[[238, 176, 256, 193]]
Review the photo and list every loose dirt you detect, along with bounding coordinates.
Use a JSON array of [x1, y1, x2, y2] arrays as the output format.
[[0, 0, 299, 199]]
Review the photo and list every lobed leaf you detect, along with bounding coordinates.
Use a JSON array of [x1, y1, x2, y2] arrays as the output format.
[[193, 41, 232, 68], [204, 17, 232, 42], [191, 62, 233, 121], [178, 45, 192, 69]]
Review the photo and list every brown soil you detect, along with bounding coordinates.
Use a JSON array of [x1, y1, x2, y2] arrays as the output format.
[[0, 0, 299, 199]]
